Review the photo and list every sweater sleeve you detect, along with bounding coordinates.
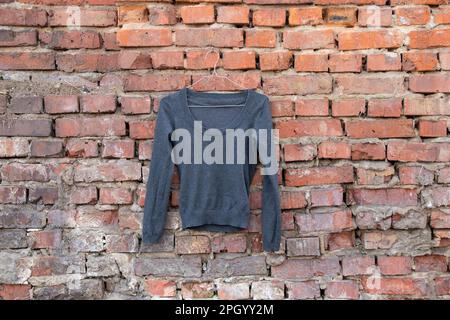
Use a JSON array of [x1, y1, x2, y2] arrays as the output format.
[[257, 97, 281, 252], [142, 99, 175, 244]]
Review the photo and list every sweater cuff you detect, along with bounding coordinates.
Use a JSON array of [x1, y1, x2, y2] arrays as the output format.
[[263, 242, 280, 253], [142, 232, 161, 244]]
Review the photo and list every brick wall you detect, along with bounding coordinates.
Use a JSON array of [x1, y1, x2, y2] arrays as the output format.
[[0, 0, 449, 300]]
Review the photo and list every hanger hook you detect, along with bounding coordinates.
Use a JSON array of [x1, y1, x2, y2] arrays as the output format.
[[204, 47, 220, 75]]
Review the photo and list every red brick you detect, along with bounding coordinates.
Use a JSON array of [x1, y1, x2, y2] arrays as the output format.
[[356, 167, 395, 185], [395, 6, 430, 25], [329, 53, 362, 72], [295, 210, 354, 233], [272, 257, 340, 280], [245, 29, 276, 48], [326, 231, 355, 251], [276, 119, 342, 139], [288, 7, 323, 26], [435, 276, 450, 296], [186, 49, 220, 70], [335, 75, 405, 94], [378, 256, 413, 275], [48, 8, 116, 26], [286, 237, 320, 256], [345, 119, 414, 138], [118, 5, 148, 25], [259, 51, 292, 71], [347, 188, 418, 206], [44, 95, 79, 114], [326, 280, 359, 299], [175, 28, 243, 47], [338, 29, 403, 50], [315, 0, 387, 3], [29, 229, 62, 249], [387, 142, 450, 162], [399, 166, 434, 185], [55, 117, 125, 137], [367, 98, 402, 117], [434, 7, 450, 25], [0, 119, 52, 137], [419, 120, 447, 137], [325, 6, 357, 26], [283, 29, 335, 50], [264, 75, 332, 95], [0, 186, 26, 204], [0, 138, 29, 157], [414, 255, 447, 272], [438, 168, 450, 184], [0, 30, 37, 47], [148, 5, 177, 25], [0, 284, 31, 300], [286, 281, 320, 299], [66, 139, 99, 158], [176, 235, 210, 254], [105, 234, 138, 253], [271, 99, 294, 117], [253, 8, 286, 27], [332, 98, 365, 117], [431, 210, 450, 228], [119, 96, 151, 114], [123, 73, 190, 92], [99, 187, 133, 204], [425, 186, 450, 207], [1, 163, 50, 182], [294, 54, 328, 72], [0, 52, 55, 70], [181, 281, 214, 299], [30, 140, 63, 157], [145, 279, 176, 297], [9, 96, 43, 114], [117, 29, 172, 47], [217, 5, 249, 25], [70, 186, 97, 204], [223, 51, 256, 70], [217, 283, 250, 300], [281, 191, 307, 209], [404, 97, 450, 115], [39, 30, 101, 49], [408, 29, 450, 48], [410, 74, 450, 93], [367, 53, 401, 71], [284, 144, 316, 162], [361, 277, 428, 296], [180, 5, 214, 24], [56, 52, 120, 72], [391, 0, 445, 5], [286, 166, 353, 187], [358, 6, 392, 26], [28, 186, 58, 204], [212, 234, 247, 253], [117, 51, 151, 70], [342, 256, 375, 276], [81, 95, 116, 113], [0, 8, 46, 26], [403, 52, 438, 71], [310, 187, 344, 207], [318, 141, 351, 159], [150, 50, 184, 70], [440, 52, 450, 70], [190, 72, 260, 91], [295, 98, 328, 116], [129, 120, 155, 139]]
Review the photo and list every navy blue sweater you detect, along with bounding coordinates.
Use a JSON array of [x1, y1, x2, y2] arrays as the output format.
[[142, 87, 281, 252]]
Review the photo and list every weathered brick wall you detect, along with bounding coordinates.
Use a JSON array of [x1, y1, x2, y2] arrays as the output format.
[[0, 0, 449, 300]]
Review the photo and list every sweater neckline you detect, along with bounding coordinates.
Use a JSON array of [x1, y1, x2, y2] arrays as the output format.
[[181, 87, 252, 133]]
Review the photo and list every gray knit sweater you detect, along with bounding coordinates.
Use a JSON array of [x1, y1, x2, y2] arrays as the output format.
[[142, 87, 281, 252]]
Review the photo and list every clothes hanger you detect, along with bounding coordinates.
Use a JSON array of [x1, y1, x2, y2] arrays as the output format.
[[186, 47, 248, 108]]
